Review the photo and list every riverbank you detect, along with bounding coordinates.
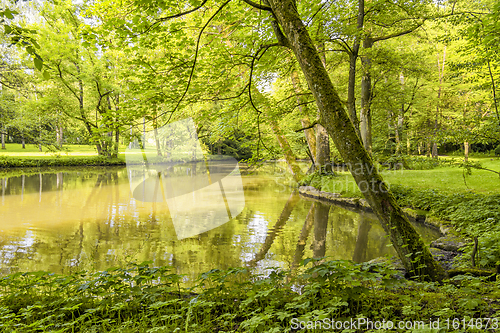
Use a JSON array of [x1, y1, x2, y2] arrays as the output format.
[[298, 163, 500, 276], [0, 158, 499, 331], [0, 144, 126, 168]]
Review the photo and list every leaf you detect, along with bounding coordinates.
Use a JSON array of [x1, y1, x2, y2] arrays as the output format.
[[4, 9, 15, 20], [34, 57, 43, 71], [43, 71, 51, 80]]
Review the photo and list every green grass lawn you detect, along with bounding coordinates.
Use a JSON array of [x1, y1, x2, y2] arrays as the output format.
[[0, 144, 127, 168], [0, 143, 101, 157], [317, 156, 500, 197]]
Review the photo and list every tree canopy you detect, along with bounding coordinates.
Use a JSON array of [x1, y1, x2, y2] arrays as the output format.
[[1, 0, 499, 280]]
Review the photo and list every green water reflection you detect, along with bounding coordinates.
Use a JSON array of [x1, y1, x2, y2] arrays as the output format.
[[0, 165, 440, 280]]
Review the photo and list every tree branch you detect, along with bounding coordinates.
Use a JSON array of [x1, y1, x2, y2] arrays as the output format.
[[295, 121, 318, 132], [247, 43, 279, 115], [241, 0, 272, 11], [158, 0, 209, 21], [156, 0, 232, 127]]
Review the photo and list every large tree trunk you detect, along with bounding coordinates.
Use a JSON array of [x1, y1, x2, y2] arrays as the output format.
[[267, 0, 445, 281]]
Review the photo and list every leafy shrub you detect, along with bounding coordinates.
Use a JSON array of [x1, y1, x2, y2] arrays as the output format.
[[0, 259, 497, 332], [391, 185, 500, 269], [378, 155, 441, 170], [299, 171, 337, 191], [495, 144, 500, 156], [456, 230, 500, 269]]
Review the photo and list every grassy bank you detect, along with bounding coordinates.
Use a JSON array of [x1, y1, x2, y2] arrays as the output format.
[[0, 260, 498, 332], [301, 157, 500, 197], [300, 156, 500, 270], [0, 144, 126, 168]]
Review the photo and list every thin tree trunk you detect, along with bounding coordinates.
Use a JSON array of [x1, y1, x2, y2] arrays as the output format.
[[290, 203, 315, 278], [2, 178, 6, 202], [352, 213, 371, 262], [316, 124, 331, 173], [291, 70, 316, 163], [268, 0, 445, 281], [407, 132, 411, 155], [248, 190, 300, 266], [313, 202, 330, 259], [1, 125, 5, 150], [464, 141, 469, 162], [56, 125, 63, 147], [433, 46, 446, 158], [346, 0, 364, 137], [269, 118, 305, 182], [487, 60, 500, 134], [154, 116, 162, 157], [316, 36, 332, 172], [360, 37, 374, 154], [39, 173, 42, 202]]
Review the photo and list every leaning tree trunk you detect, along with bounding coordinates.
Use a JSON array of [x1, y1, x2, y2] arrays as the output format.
[[267, 0, 445, 281]]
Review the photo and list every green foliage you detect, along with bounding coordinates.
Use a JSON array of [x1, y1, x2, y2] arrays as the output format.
[[298, 171, 338, 191], [0, 259, 498, 332], [457, 231, 500, 269], [495, 144, 500, 156], [0, 156, 125, 168], [378, 155, 442, 170], [390, 184, 500, 268]]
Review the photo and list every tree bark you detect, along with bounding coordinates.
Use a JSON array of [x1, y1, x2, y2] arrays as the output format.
[[1, 125, 5, 149], [269, 118, 305, 182], [267, 0, 445, 281], [359, 38, 373, 155], [313, 202, 330, 259], [291, 70, 316, 163], [316, 124, 331, 172], [464, 141, 469, 162], [433, 46, 446, 158], [346, 0, 364, 137]]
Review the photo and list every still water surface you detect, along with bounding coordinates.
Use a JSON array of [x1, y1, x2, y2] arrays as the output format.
[[0, 164, 440, 279]]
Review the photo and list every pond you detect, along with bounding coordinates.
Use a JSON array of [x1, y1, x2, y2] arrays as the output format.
[[0, 163, 440, 280]]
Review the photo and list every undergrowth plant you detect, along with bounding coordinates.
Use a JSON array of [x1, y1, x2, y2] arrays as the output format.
[[0, 259, 498, 332]]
